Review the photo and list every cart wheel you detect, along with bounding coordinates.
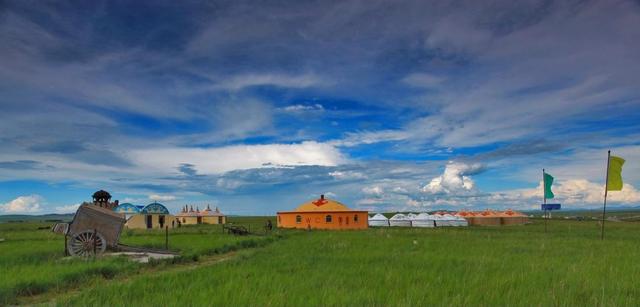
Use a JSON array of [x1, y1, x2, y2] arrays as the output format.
[[67, 230, 106, 257]]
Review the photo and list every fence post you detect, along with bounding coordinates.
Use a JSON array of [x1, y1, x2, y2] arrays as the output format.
[[165, 225, 169, 250]]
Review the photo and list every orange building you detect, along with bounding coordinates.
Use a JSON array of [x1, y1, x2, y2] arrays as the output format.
[[277, 195, 368, 230]]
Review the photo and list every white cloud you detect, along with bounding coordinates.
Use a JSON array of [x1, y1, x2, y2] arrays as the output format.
[[1, 195, 43, 213], [279, 104, 324, 113], [324, 192, 337, 198], [149, 194, 177, 202], [216, 178, 243, 190], [212, 73, 326, 91], [494, 180, 640, 209], [422, 162, 483, 194], [392, 187, 408, 193], [55, 203, 80, 213], [362, 186, 384, 197], [130, 141, 347, 175], [329, 170, 366, 180], [331, 130, 410, 147]]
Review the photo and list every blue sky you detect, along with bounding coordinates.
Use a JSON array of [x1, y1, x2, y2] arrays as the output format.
[[1, 0, 639, 215]]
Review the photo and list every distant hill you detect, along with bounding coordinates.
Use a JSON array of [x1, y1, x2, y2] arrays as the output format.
[[0, 214, 74, 223]]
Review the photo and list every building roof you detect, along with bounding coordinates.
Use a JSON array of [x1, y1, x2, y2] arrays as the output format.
[[454, 210, 526, 217], [369, 213, 388, 221], [389, 213, 409, 220], [113, 203, 141, 213], [175, 204, 225, 217], [141, 202, 170, 214], [293, 195, 353, 212]]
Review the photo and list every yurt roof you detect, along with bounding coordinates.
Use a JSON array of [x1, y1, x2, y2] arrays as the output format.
[[141, 202, 170, 214], [113, 203, 140, 213], [294, 195, 353, 212], [369, 213, 388, 220], [415, 213, 434, 219], [500, 209, 526, 217], [389, 213, 408, 220]]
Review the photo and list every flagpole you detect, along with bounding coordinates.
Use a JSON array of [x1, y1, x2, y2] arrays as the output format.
[[601, 150, 611, 240], [543, 168, 547, 233]]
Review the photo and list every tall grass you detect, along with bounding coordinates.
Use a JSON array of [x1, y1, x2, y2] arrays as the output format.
[[62, 220, 640, 306]]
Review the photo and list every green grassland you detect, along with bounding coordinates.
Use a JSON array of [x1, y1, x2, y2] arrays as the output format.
[[3, 218, 640, 306], [0, 216, 277, 305], [60, 220, 640, 306]]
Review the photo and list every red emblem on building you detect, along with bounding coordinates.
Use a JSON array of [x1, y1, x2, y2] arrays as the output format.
[[312, 194, 328, 206]]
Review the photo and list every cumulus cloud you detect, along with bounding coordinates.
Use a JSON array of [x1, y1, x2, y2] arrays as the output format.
[[1, 195, 43, 213], [422, 162, 484, 195], [149, 194, 177, 202], [493, 180, 640, 209], [130, 141, 347, 175]]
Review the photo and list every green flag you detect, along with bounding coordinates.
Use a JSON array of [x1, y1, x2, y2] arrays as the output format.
[[607, 156, 625, 191], [544, 172, 554, 199]]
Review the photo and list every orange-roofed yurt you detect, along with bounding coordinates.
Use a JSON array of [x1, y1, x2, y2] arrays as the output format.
[[469, 210, 502, 226], [498, 209, 529, 225], [456, 210, 528, 226], [277, 195, 368, 230]]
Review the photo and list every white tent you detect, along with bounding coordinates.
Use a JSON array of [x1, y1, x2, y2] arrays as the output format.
[[389, 213, 412, 227], [433, 214, 452, 227], [411, 213, 435, 228], [441, 214, 459, 227], [407, 213, 418, 219], [453, 215, 469, 227], [368, 213, 389, 227]]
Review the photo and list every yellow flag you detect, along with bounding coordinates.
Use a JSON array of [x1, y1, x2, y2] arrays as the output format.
[[607, 156, 625, 191]]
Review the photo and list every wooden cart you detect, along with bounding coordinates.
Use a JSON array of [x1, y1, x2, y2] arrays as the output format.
[[53, 204, 125, 257]]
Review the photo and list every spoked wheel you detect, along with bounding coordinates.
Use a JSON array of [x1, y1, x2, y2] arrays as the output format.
[[67, 230, 106, 257]]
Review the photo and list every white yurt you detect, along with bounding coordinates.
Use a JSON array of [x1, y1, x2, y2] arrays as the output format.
[[433, 214, 450, 227], [407, 213, 418, 220], [441, 214, 458, 227], [411, 213, 435, 228], [453, 215, 469, 227], [389, 213, 412, 227], [368, 213, 390, 227]]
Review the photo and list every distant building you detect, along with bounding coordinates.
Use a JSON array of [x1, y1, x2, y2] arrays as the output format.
[[175, 205, 226, 225], [113, 203, 141, 220], [277, 195, 368, 230], [116, 202, 174, 229]]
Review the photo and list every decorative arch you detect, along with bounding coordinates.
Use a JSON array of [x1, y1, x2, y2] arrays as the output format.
[[113, 203, 141, 213], [142, 202, 170, 214]]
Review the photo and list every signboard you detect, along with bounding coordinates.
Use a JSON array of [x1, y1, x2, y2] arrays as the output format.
[[541, 204, 561, 210]]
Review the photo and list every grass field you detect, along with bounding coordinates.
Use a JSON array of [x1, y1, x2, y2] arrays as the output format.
[[3, 218, 640, 306], [0, 216, 277, 305]]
